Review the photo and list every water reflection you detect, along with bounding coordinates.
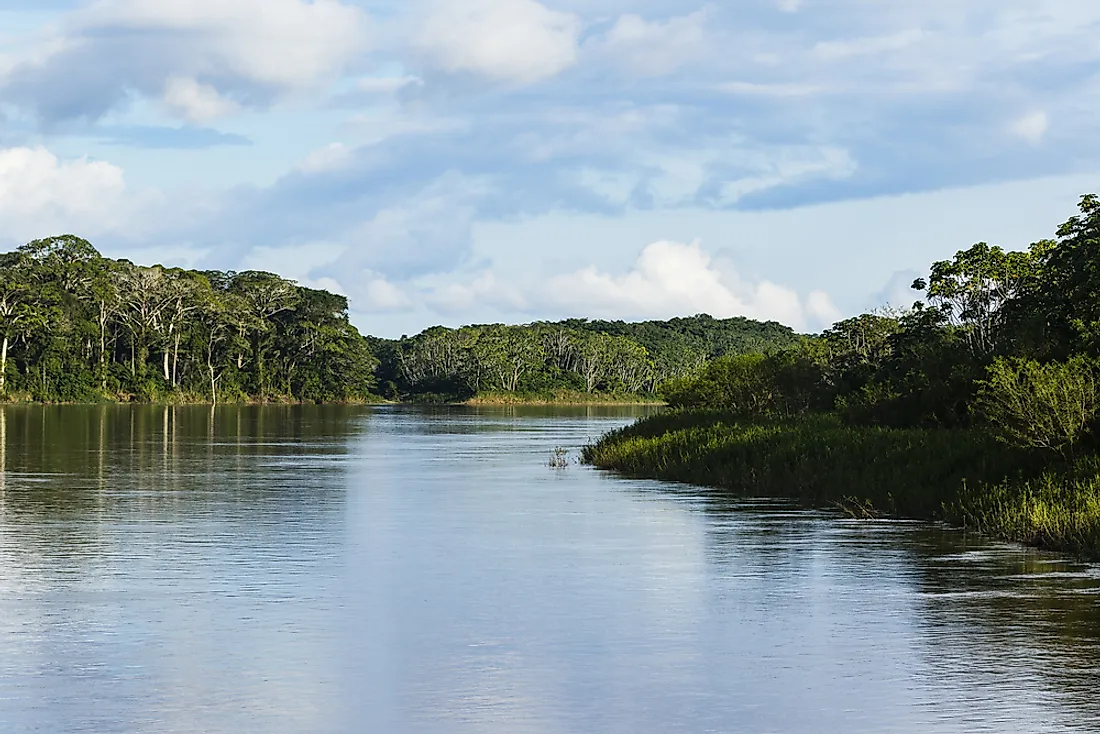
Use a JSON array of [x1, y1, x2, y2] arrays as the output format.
[[1, 405, 1099, 733]]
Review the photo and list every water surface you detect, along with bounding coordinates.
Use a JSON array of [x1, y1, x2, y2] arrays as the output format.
[[1, 405, 1099, 733]]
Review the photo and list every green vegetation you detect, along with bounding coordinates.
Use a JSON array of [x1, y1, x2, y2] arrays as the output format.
[[368, 315, 799, 403], [586, 193, 1100, 559], [0, 235, 378, 404], [0, 235, 803, 406]]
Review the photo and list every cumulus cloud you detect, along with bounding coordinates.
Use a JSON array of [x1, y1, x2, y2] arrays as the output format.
[[591, 9, 710, 76], [0, 146, 134, 244], [163, 77, 241, 124], [415, 0, 581, 84], [360, 275, 414, 312], [2, 0, 368, 122], [424, 270, 528, 314], [538, 240, 839, 330]]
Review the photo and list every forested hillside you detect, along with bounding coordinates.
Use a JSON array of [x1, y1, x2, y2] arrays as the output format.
[[368, 315, 801, 401], [0, 236, 377, 403]]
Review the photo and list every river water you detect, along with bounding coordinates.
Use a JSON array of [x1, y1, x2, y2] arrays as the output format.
[[1, 405, 1099, 733]]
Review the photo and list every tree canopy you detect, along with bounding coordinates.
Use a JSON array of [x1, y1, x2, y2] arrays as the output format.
[[0, 237, 377, 404]]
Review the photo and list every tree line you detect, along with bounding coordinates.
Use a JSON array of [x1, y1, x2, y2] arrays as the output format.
[[16, 190, 1099, 420], [368, 315, 799, 401], [0, 236, 377, 403], [664, 194, 1100, 457]]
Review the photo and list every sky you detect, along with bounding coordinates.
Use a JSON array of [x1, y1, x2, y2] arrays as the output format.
[[0, 0, 1098, 337]]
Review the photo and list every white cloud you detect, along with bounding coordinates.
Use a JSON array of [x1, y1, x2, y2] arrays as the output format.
[[84, 0, 368, 88], [415, 0, 580, 84], [592, 9, 710, 76], [1009, 110, 1049, 143], [806, 289, 843, 326], [539, 240, 838, 330], [361, 275, 414, 312], [1, 0, 368, 121], [777, 0, 802, 12], [163, 76, 241, 123], [0, 147, 133, 244], [715, 145, 857, 205], [425, 270, 526, 314]]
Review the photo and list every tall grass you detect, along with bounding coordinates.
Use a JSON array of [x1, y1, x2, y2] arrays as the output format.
[[583, 411, 1100, 558]]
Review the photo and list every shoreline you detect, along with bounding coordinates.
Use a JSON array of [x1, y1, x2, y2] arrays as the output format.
[[583, 411, 1100, 560]]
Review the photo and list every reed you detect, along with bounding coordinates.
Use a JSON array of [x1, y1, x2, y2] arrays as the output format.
[[582, 411, 1100, 558]]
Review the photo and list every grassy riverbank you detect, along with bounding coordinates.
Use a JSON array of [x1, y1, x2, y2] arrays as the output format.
[[466, 390, 665, 406], [583, 411, 1100, 558], [0, 390, 388, 406]]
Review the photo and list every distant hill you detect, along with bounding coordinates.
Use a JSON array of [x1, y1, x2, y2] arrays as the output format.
[[564, 314, 802, 359], [366, 314, 804, 401]]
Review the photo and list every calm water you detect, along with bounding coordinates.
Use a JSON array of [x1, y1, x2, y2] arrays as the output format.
[[1, 406, 1100, 733]]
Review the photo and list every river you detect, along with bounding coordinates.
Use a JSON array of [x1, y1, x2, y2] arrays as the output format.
[[0, 405, 1098, 733]]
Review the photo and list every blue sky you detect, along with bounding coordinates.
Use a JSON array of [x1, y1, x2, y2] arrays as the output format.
[[1, 0, 1097, 336]]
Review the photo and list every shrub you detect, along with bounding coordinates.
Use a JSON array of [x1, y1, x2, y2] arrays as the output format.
[[975, 356, 1098, 456]]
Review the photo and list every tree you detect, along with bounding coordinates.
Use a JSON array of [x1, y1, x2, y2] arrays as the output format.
[[605, 336, 651, 393], [0, 266, 32, 393], [912, 241, 1035, 356], [574, 332, 614, 393], [230, 271, 298, 396], [976, 356, 1098, 457], [117, 265, 175, 379]]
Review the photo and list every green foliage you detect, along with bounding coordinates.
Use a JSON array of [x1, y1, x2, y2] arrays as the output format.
[[584, 191, 1100, 559], [584, 410, 1100, 558], [662, 354, 776, 415], [975, 356, 1098, 456], [913, 241, 1036, 355], [372, 314, 796, 402], [584, 411, 1032, 518], [0, 236, 377, 404]]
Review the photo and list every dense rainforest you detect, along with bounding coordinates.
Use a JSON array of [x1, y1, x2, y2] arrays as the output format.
[[0, 236, 378, 404], [0, 234, 798, 404], [587, 194, 1100, 558], [368, 314, 799, 402]]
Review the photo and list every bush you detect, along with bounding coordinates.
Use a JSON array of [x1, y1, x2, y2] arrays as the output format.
[[975, 356, 1099, 456]]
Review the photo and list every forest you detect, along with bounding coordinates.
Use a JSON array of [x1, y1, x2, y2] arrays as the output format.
[[368, 314, 799, 402], [0, 236, 378, 404], [586, 194, 1100, 558], [0, 234, 799, 405], [652, 193, 1100, 440], [6, 191, 1100, 424]]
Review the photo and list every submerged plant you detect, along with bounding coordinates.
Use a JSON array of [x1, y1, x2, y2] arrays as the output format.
[[549, 446, 570, 469]]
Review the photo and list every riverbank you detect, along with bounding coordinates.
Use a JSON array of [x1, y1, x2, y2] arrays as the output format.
[[583, 411, 1100, 559], [465, 390, 665, 406], [0, 391, 388, 406]]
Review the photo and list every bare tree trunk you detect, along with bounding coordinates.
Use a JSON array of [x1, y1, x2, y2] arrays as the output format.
[[0, 335, 7, 393], [172, 332, 181, 386]]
